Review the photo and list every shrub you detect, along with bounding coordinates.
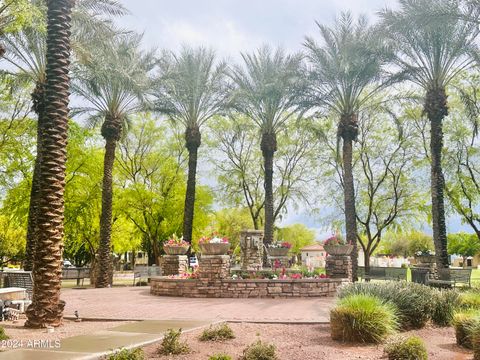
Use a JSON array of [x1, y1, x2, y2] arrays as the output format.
[[157, 328, 190, 355], [431, 289, 459, 326], [107, 348, 144, 360], [199, 323, 235, 341], [240, 340, 277, 360], [459, 292, 480, 309], [338, 282, 434, 329], [452, 310, 480, 348], [330, 294, 399, 343], [384, 336, 428, 360], [0, 327, 8, 341], [470, 322, 480, 360], [208, 354, 232, 360]]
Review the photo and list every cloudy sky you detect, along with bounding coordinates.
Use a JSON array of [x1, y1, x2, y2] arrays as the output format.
[[115, 0, 468, 238]]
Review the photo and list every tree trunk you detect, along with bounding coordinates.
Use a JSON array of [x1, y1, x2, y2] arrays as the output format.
[[96, 138, 117, 288], [261, 132, 277, 245], [463, 256, 467, 269], [364, 248, 371, 282], [339, 113, 359, 282], [25, 81, 47, 272], [425, 88, 449, 269], [183, 126, 201, 244], [25, 0, 73, 328]]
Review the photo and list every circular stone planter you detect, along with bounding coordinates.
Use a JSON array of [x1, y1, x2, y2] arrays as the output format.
[[163, 245, 189, 255], [415, 255, 435, 264], [267, 247, 290, 257], [324, 244, 354, 256], [199, 242, 230, 255]]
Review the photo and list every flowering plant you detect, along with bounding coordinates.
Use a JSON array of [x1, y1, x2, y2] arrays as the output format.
[[415, 249, 434, 256], [199, 231, 229, 244], [164, 233, 189, 247], [324, 232, 348, 246], [268, 241, 292, 249]]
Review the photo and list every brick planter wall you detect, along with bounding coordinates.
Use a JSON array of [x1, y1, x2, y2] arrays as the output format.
[[326, 255, 352, 281], [198, 255, 230, 280], [160, 255, 188, 276], [150, 277, 349, 298]]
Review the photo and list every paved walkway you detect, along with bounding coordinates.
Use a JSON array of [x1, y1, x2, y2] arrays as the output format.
[[62, 287, 334, 323]]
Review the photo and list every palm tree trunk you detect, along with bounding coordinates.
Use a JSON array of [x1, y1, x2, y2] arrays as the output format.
[[96, 138, 117, 288], [25, 0, 73, 328], [25, 81, 46, 272], [183, 126, 201, 244], [261, 132, 277, 245], [425, 88, 449, 269], [342, 136, 358, 281]]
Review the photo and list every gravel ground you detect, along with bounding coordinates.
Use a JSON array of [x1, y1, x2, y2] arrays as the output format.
[[1, 318, 133, 349], [143, 323, 472, 360]]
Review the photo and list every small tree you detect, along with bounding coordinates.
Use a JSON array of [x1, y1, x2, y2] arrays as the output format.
[[448, 232, 480, 268]]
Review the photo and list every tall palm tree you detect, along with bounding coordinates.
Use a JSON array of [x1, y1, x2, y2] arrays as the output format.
[[304, 13, 393, 279], [72, 34, 153, 287], [228, 46, 306, 246], [24, 0, 73, 328], [153, 47, 228, 245], [380, 0, 480, 269], [3, 0, 127, 271]]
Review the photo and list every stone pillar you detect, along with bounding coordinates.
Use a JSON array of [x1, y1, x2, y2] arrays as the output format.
[[240, 230, 264, 270], [161, 255, 188, 276], [198, 255, 230, 280], [326, 255, 352, 280]]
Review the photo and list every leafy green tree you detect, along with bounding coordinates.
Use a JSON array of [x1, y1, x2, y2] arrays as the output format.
[[209, 115, 317, 230], [380, 0, 480, 269], [448, 232, 480, 268], [276, 223, 316, 255], [153, 46, 228, 246], [3, 0, 128, 272], [228, 46, 307, 245], [72, 34, 153, 287], [380, 230, 434, 257], [305, 13, 393, 279], [116, 116, 213, 264]]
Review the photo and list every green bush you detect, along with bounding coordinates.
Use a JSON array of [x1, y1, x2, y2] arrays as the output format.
[[330, 294, 399, 343], [470, 322, 480, 360], [199, 323, 235, 341], [338, 281, 434, 329], [157, 328, 190, 355], [384, 336, 428, 360], [208, 354, 232, 360], [0, 327, 8, 341], [240, 340, 277, 360], [459, 292, 480, 309], [452, 310, 480, 348], [431, 289, 459, 326], [107, 348, 144, 360]]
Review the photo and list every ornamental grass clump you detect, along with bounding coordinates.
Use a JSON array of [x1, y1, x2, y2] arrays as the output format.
[[240, 340, 278, 360], [431, 289, 460, 326], [330, 294, 399, 343], [470, 322, 480, 360], [384, 336, 428, 360], [459, 291, 480, 309], [107, 348, 144, 360], [337, 281, 434, 329], [452, 310, 480, 348], [199, 323, 235, 341], [208, 354, 232, 360], [157, 328, 190, 355], [0, 327, 8, 341]]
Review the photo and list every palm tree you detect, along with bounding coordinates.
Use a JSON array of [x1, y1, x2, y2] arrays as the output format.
[[153, 47, 228, 245], [228, 46, 306, 246], [72, 34, 153, 287], [24, 0, 73, 328], [3, 0, 127, 271], [380, 0, 480, 269], [304, 13, 393, 279]]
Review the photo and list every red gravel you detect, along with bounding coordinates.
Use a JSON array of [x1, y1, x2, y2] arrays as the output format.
[[143, 323, 472, 360]]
